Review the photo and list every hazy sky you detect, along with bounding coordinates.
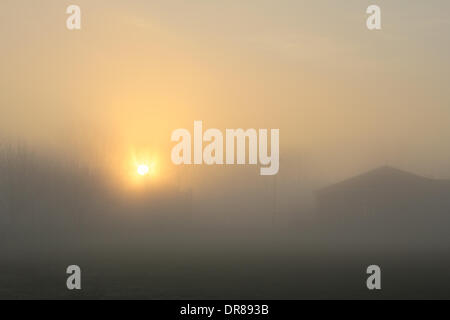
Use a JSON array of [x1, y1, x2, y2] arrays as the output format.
[[1, 0, 449, 185]]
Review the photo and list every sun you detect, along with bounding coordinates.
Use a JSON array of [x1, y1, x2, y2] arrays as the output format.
[[137, 164, 150, 176]]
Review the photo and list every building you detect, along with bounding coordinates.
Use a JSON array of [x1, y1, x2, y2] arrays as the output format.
[[316, 166, 450, 230]]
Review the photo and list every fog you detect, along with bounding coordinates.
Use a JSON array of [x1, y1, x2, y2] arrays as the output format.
[[1, 0, 450, 298]]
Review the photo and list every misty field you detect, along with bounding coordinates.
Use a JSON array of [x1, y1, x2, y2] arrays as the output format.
[[1, 145, 450, 299]]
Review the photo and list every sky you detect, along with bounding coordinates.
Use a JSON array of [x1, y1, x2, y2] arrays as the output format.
[[1, 0, 450, 189]]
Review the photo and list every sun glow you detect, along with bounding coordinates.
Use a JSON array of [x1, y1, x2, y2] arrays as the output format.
[[137, 164, 150, 176], [133, 158, 157, 179], [124, 149, 167, 189]]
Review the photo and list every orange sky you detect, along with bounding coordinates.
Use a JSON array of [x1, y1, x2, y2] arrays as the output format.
[[1, 0, 450, 185]]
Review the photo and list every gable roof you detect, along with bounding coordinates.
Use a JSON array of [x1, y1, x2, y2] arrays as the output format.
[[317, 166, 437, 196]]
